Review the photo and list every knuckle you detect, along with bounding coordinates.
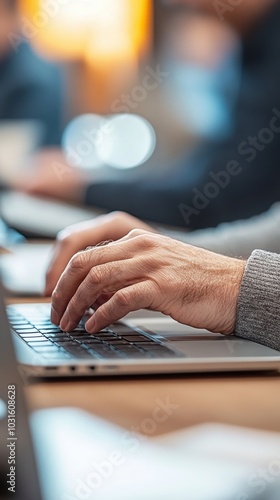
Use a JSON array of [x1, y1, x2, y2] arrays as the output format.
[[69, 253, 85, 272], [88, 267, 102, 286], [51, 288, 61, 305], [110, 210, 126, 220], [96, 305, 111, 324], [67, 298, 79, 318], [103, 210, 128, 227], [58, 229, 84, 251], [114, 289, 130, 308], [141, 233, 153, 245], [128, 228, 145, 238], [57, 229, 74, 244], [138, 233, 157, 248]]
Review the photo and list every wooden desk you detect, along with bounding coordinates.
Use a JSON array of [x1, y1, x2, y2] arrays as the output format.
[[27, 373, 280, 436], [10, 299, 280, 437]]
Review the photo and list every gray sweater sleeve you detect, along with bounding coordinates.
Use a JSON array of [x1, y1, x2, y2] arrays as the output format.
[[235, 250, 280, 351]]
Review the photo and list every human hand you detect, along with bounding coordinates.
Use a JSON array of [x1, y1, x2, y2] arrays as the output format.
[[51, 230, 246, 335], [15, 148, 89, 202], [45, 212, 155, 296]]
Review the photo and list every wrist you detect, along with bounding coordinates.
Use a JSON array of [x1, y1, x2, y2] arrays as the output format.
[[221, 258, 246, 335]]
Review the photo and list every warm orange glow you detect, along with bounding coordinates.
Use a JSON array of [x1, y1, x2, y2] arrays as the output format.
[[18, 0, 152, 63]]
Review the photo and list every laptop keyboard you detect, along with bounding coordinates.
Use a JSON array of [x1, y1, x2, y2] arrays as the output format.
[[7, 304, 178, 361]]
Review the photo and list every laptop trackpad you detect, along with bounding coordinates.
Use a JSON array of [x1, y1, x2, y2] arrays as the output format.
[[131, 320, 223, 340], [140, 322, 278, 358]]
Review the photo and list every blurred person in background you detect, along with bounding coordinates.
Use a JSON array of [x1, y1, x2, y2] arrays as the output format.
[[18, 0, 280, 230], [0, 0, 63, 146]]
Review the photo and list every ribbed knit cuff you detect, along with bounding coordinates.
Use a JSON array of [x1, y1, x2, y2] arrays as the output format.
[[236, 250, 280, 351]]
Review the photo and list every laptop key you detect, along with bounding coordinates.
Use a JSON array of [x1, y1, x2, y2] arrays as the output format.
[[72, 336, 104, 343], [19, 333, 44, 339], [121, 335, 152, 343], [63, 344, 91, 354], [64, 348, 95, 359], [50, 336, 74, 342], [24, 337, 53, 343], [43, 332, 70, 339], [108, 324, 139, 336], [28, 340, 54, 347], [106, 339, 131, 345], [118, 343, 143, 350], [55, 341, 80, 347], [8, 316, 20, 322], [70, 334, 96, 340], [15, 327, 39, 333], [95, 336, 123, 343], [72, 337, 98, 345], [79, 341, 104, 348], [72, 326, 88, 332], [89, 344, 117, 354], [11, 321, 33, 330], [39, 328, 63, 333], [30, 319, 54, 323]]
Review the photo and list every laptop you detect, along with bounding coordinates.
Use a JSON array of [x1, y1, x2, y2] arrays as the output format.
[[0, 120, 43, 187], [0, 243, 53, 296], [5, 286, 280, 378], [0, 191, 104, 239], [2, 281, 264, 500]]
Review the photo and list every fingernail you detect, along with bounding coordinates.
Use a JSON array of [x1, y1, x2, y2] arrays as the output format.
[[61, 322, 71, 332], [60, 312, 69, 331], [86, 316, 96, 333]]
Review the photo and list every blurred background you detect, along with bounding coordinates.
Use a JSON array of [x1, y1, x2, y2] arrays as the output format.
[[14, 0, 241, 171], [0, 0, 246, 291]]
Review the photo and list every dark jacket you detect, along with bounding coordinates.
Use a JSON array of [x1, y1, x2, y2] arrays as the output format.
[[85, 2, 280, 229], [0, 42, 63, 146]]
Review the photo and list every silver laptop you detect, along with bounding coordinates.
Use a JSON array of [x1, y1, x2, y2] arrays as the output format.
[[6, 292, 280, 378], [0, 120, 43, 187], [3, 283, 265, 500]]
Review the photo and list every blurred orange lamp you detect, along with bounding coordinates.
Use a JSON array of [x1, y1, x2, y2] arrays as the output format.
[[19, 0, 152, 65]]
